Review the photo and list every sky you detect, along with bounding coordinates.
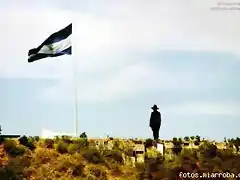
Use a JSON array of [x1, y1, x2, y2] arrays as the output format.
[[0, 0, 239, 141]]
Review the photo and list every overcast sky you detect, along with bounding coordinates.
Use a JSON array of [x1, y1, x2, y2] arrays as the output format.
[[0, 0, 239, 141]]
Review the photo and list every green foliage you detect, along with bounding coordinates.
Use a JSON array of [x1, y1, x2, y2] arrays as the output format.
[[217, 149, 236, 161], [87, 166, 107, 180], [19, 136, 28, 146], [195, 135, 201, 142], [67, 143, 80, 154], [61, 136, 73, 144], [113, 139, 125, 151], [80, 132, 87, 139], [172, 138, 183, 155], [178, 138, 182, 143], [232, 137, 240, 152], [55, 156, 84, 177], [55, 141, 68, 154], [172, 137, 178, 142], [4, 139, 17, 152], [82, 148, 105, 164], [0, 166, 21, 180], [33, 136, 40, 142], [44, 138, 54, 148], [124, 147, 134, 156], [18, 136, 36, 151], [190, 136, 195, 141], [145, 138, 154, 148], [199, 141, 217, 158], [0, 136, 4, 145], [3, 139, 25, 157], [103, 149, 124, 164], [184, 136, 190, 141], [1, 136, 240, 180], [73, 138, 89, 148]]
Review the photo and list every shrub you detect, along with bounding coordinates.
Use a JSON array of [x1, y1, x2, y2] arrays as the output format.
[[12, 146, 26, 157], [104, 149, 124, 164], [0, 136, 4, 145], [87, 166, 107, 179], [80, 132, 87, 139], [180, 149, 197, 158], [109, 162, 122, 176], [0, 166, 20, 180], [19, 136, 28, 146], [44, 139, 54, 148], [33, 136, 40, 142], [3, 139, 17, 153], [3, 140, 25, 157], [172, 140, 183, 155], [199, 142, 217, 158], [55, 156, 84, 177], [73, 138, 88, 148], [146, 148, 162, 159], [19, 136, 36, 151], [67, 143, 80, 154], [55, 141, 68, 154], [72, 163, 84, 177], [135, 162, 145, 172], [145, 139, 154, 148], [124, 147, 134, 156], [217, 149, 236, 161], [113, 140, 125, 151], [61, 136, 73, 144], [172, 146, 182, 155], [0, 147, 8, 166], [26, 142, 36, 151], [82, 148, 105, 164]]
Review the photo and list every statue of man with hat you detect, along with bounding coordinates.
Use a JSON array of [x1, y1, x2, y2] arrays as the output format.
[[149, 104, 161, 140]]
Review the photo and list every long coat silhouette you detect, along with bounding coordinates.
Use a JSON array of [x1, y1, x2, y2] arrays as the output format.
[[149, 104, 161, 140]]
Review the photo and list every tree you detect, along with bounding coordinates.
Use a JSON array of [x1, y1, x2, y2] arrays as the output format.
[[172, 137, 178, 142], [190, 136, 195, 141], [224, 137, 227, 143], [172, 137, 182, 155], [0, 126, 2, 135], [194, 135, 201, 146], [184, 136, 190, 141], [199, 141, 217, 158], [232, 137, 240, 152], [195, 135, 201, 142], [80, 132, 87, 139]]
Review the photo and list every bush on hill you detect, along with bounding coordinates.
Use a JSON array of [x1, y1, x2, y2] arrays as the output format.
[[55, 141, 68, 154], [1, 136, 240, 179], [67, 143, 80, 154], [103, 149, 124, 164], [3, 139, 25, 157], [44, 138, 54, 148], [18, 136, 36, 151], [73, 138, 88, 148], [82, 147, 105, 164]]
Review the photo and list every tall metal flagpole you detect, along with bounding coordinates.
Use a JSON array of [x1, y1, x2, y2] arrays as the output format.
[[73, 52, 78, 137]]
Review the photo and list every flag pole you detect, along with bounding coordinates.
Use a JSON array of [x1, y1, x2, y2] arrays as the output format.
[[73, 55, 78, 137]]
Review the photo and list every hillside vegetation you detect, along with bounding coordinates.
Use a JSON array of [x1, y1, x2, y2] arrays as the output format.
[[0, 135, 240, 180]]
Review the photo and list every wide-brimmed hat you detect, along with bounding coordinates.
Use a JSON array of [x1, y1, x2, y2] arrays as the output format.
[[151, 104, 159, 110]]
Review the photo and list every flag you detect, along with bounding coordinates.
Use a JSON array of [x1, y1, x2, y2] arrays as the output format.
[[28, 23, 72, 63]]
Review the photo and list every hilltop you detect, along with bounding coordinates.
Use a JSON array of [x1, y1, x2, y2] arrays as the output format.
[[0, 135, 240, 180]]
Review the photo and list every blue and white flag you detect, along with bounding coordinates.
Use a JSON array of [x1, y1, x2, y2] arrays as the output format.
[[28, 23, 72, 63]]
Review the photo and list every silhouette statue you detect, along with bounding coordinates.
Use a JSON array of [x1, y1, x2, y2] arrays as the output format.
[[149, 104, 161, 140]]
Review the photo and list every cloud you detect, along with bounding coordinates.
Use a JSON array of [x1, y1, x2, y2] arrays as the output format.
[[164, 102, 240, 117], [1, 1, 239, 104], [1, 0, 240, 78], [37, 61, 227, 103]]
